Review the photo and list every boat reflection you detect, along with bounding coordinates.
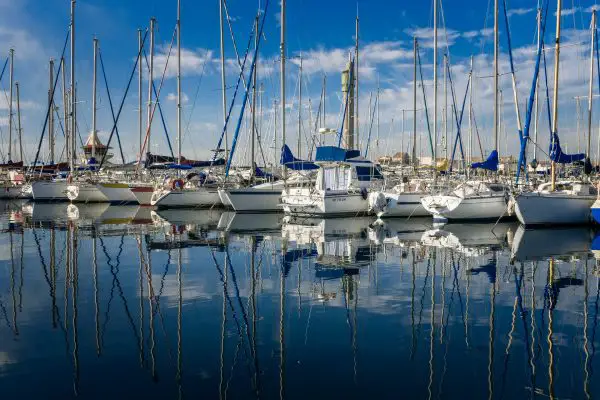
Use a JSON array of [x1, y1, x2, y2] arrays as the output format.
[[510, 225, 593, 262], [217, 211, 284, 233], [421, 222, 516, 257]]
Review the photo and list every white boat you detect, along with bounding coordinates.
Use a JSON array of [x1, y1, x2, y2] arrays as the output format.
[[218, 181, 283, 212], [152, 185, 221, 208], [421, 180, 509, 221], [66, 181, 109, 202], [512, 181, 596, 226], [129, 183, 154, 206], [30, 180, 69, 201], [368, 179, 430, 218], [281, 146, 384, 217], [96, 182, 138, 204]]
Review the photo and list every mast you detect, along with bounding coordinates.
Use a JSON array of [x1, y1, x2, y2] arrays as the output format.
[[533, 8, 541, 161], [469, 55, 473, 164], [322, 74, 326, 128], [147, 17, 156, 156], [91, 37, 98, 161], [177, 0, 182, 164], [62, 57, 68, 166], [138, 29, 143, 160], [219, 0, 228, 161], [250, 15, 258, 181], [16, 82, 22, 162], [280, 0, 287, 182], [413, 37, 417, 168], [49, 58, 55, 164], [494, 0, 499, 154], [70, 0, 76, 172], [433, 0, 438, 171], [587, 10, 596, 158], [443, 53, 448, 162], [551, 0, 562, 191], [8, 48, 14, 162], [297, 53, 302, 158], [355, 10, 359, 150]]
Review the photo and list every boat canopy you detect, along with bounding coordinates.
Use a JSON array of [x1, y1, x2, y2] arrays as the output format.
[[280, 144, 318, 170], [549, 133, 585, 164], [315, 146, 361, 162], [255, 166, 277, 180], [471, 150, 499, 171]]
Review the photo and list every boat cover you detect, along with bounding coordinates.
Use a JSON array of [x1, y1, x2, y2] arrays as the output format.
[[549, 133, 585, 164], [471, 150, 499, 171], [280, 144, 318, 170]]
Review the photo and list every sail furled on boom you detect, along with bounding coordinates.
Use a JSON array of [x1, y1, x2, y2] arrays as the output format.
[[549, 133, 585, 164], [471, 150, 499, 171]]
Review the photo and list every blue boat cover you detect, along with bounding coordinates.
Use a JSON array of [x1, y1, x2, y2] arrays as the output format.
[[255, 166, 277, 180], [591, 232, 600, 250], [315, 146, 362, 162], [471, 150, 499, 171], [549, 133, 585, 164], [280, 144, 319, 170]]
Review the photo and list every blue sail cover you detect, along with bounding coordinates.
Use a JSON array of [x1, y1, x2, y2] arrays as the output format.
[[255, 166, 277, 180], [314, 146, 362, 162], [280, 144, 318, 170], [471, 150, 499, 171], [549, 133, 585, 164]]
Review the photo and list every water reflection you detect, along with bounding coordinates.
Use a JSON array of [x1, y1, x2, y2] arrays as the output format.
[[0, 201, 599, 399]]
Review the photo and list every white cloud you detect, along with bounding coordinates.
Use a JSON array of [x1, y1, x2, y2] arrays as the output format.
[[585, 5, 600, 12], [507, 7, 535, 17], [166, 92, 189, 104], [153, 47, 214, 79], [555, 7, 579, 16], [404, 27, 462, 48]]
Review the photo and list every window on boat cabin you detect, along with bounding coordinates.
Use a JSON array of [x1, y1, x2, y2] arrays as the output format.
[[488, 184, 505, 192], [355, 165, 384, 181], [321, 166, 351, 191]]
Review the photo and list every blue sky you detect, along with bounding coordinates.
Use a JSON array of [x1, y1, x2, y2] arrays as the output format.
[[2, 0, 600, 165]]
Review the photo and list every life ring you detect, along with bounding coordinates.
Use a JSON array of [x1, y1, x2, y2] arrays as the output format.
[[171, 179, 185, 190]]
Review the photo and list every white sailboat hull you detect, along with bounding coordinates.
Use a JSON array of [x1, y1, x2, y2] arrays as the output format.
[[370, 191, 429, 218], [129, 185, 154, 206], [282, 188, 369, 216], [97, 183, 138, 204], [151, 188, 222, 208], [421, 193, 507, 221], [66, 183, 109, 202], [218, 188, 282, 212], [514, 192, 595, 226], [31, 180, 69, 201]]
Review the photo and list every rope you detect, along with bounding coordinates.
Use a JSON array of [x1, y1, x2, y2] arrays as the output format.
[[98, 50, 126, 164]]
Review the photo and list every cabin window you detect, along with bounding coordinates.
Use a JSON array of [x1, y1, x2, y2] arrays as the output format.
[[355, 166, 384, 181]]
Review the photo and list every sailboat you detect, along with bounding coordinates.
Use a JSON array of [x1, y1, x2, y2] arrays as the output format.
[[513, 6, 597, 226], [421, 0, 511, 222]]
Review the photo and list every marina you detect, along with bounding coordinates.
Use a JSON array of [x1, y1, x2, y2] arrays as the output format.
[[3, 0, 600, 397]]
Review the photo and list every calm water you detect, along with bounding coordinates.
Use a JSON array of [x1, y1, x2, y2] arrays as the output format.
[[1, 200, 599, 399]]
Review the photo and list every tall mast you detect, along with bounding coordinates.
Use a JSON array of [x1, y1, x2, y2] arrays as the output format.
[[16, 82, 22, 162], [147, 17, 156, 155], [250, 15, 258, 181], [70, 0, 76, 172], [413, 37, 417, 168], [219, 0, 228, 161], [533, 8, 541, 161], [49, 59, 55, 164], [433, 0, 438, 170], [355, 10, 359, 150], [297, 53, 302, 158], [443, 53, 448, 162], [8, 48, 14, 162], [494, 0, 499, 154], [322, 74, 326, 128], [138, 29, 143, 160], [177, 0, 182, 164], [587, 10, 596, 158], [280, 0, 287, 182], [551, 0, 563, 191], [62, 57, 68, 165], [469, 55, 473, 164], [91, 37, 98, 161]]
